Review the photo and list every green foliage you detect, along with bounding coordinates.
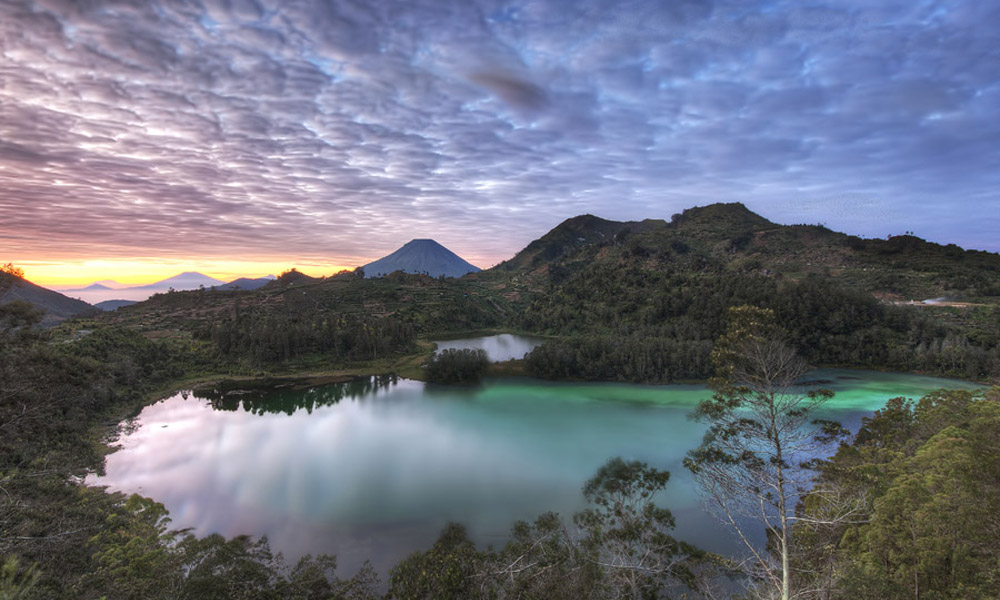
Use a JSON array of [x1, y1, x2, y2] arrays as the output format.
[[83, 497, 380, 600], [520, 263, 1000, 382], [388, 523, 481, 600], [0, 556, 40, 600], [525, 334, 711, 382], [575, 458, 702, 598], [686, 307, 840, 600], [389, 457, 708, 600], [483, 511, 600, 599], [793, 388, 1000, 599], [82, 495, 184, 599], [0, 301, 42, 333], [425, 348, 490, 384], [205, 312, 416, 366]]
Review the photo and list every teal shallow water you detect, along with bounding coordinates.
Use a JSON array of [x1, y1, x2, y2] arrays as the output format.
[[89, 368, 981, 575]]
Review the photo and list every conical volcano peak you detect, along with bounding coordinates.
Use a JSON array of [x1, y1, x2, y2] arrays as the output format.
[[362, 239, 481, 279], [401, 239, 444, 248]]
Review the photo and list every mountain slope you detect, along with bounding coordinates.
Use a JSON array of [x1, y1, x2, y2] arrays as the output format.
[[363, 239, 481, 278], [493, 214, 652, 273], [214, 276, 276, 291], [488, 203, 1000, 300], [0, 272, 95, 326], [95, 202, 1000, 381]]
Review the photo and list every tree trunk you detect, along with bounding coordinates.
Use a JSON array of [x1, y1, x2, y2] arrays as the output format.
[[774, 399, 790, 600]]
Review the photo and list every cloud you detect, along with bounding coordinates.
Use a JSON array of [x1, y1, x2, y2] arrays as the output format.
[[1, 0, 998, 275]]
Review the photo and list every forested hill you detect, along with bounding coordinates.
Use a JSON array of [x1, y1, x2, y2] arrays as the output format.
[[485, 203, 1000, 382], [489, 202, 1000, 300], [93, 202, 1000, 381]]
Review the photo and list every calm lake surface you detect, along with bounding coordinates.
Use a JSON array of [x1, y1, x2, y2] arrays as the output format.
[[88, 336, 982, 575], [432, 333, 544, 362]]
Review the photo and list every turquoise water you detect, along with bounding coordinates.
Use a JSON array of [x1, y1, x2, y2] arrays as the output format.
[[88, 369, 980, 575]]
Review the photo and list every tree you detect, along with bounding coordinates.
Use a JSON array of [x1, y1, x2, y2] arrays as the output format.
[[794, 388, 1000, 599], [425, 348, 490, 384], [0, 264, 25, 298], [0, 556, 40, 599], [0, 264, 24, 279], [395, 458, 708, 600], [574, 458, 703, 599], [388, 523, 481, 600], [83, 495, 184, 599], [475, 458, 708, 600], [684, 306, 844, 600]]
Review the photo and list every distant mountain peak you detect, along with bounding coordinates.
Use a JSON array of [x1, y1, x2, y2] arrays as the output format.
[[158, 272, 225, 285], [363, 239, 481, 279]]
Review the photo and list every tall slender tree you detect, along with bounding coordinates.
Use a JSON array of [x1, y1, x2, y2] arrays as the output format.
[[684, 306, 843, 600]]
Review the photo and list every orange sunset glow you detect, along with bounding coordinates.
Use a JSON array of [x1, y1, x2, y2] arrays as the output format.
[[18, 259, 355, 289]]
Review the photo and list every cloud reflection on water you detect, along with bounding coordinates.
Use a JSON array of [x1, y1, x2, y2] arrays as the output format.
[[89, 367, 980, 574]]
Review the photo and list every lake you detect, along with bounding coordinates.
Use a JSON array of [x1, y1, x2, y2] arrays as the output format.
[[432, 333, 545, 362], [88, 336, 982, 576]]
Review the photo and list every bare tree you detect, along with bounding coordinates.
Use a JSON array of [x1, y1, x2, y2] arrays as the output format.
[[684, 306, 848, 600]]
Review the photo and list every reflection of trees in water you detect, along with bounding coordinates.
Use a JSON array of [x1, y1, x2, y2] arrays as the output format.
[[194, 375, 399, 415]]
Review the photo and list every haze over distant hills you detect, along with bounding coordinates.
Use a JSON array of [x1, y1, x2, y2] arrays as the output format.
[[362, 239, 481, 278], [94, 299, 138, 312], [12, 202, 1000, 328], [63, 272, 275, 304]]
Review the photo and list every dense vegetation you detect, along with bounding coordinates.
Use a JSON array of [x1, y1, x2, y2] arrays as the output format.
[[794, 387, 1000, 598], [3, 203, 1000, 597], [201, 311, 417, 366], [2, 291, 999, 598], [425, 348, 490, 384], [388, 458, 712, 600], [1, 299, 712, 598], [497, 204, 1000, 383], [58, 204, 997, 385], [522, 268, 1000, 383]]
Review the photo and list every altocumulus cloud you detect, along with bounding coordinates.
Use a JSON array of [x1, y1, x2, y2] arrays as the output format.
[[1, 0, 999, 267]]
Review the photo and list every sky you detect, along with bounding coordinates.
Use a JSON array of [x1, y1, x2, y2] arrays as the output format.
[[2, 0, 998, 286]]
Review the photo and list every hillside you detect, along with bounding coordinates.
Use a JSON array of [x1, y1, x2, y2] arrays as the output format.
[[103, 269, 518, 339], [488, 203, 1000, 300], [91, 203, 1000, 381], [482, 203, 999, 382], [363, 239, 481, 278], [0, 272, 96, 326]]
